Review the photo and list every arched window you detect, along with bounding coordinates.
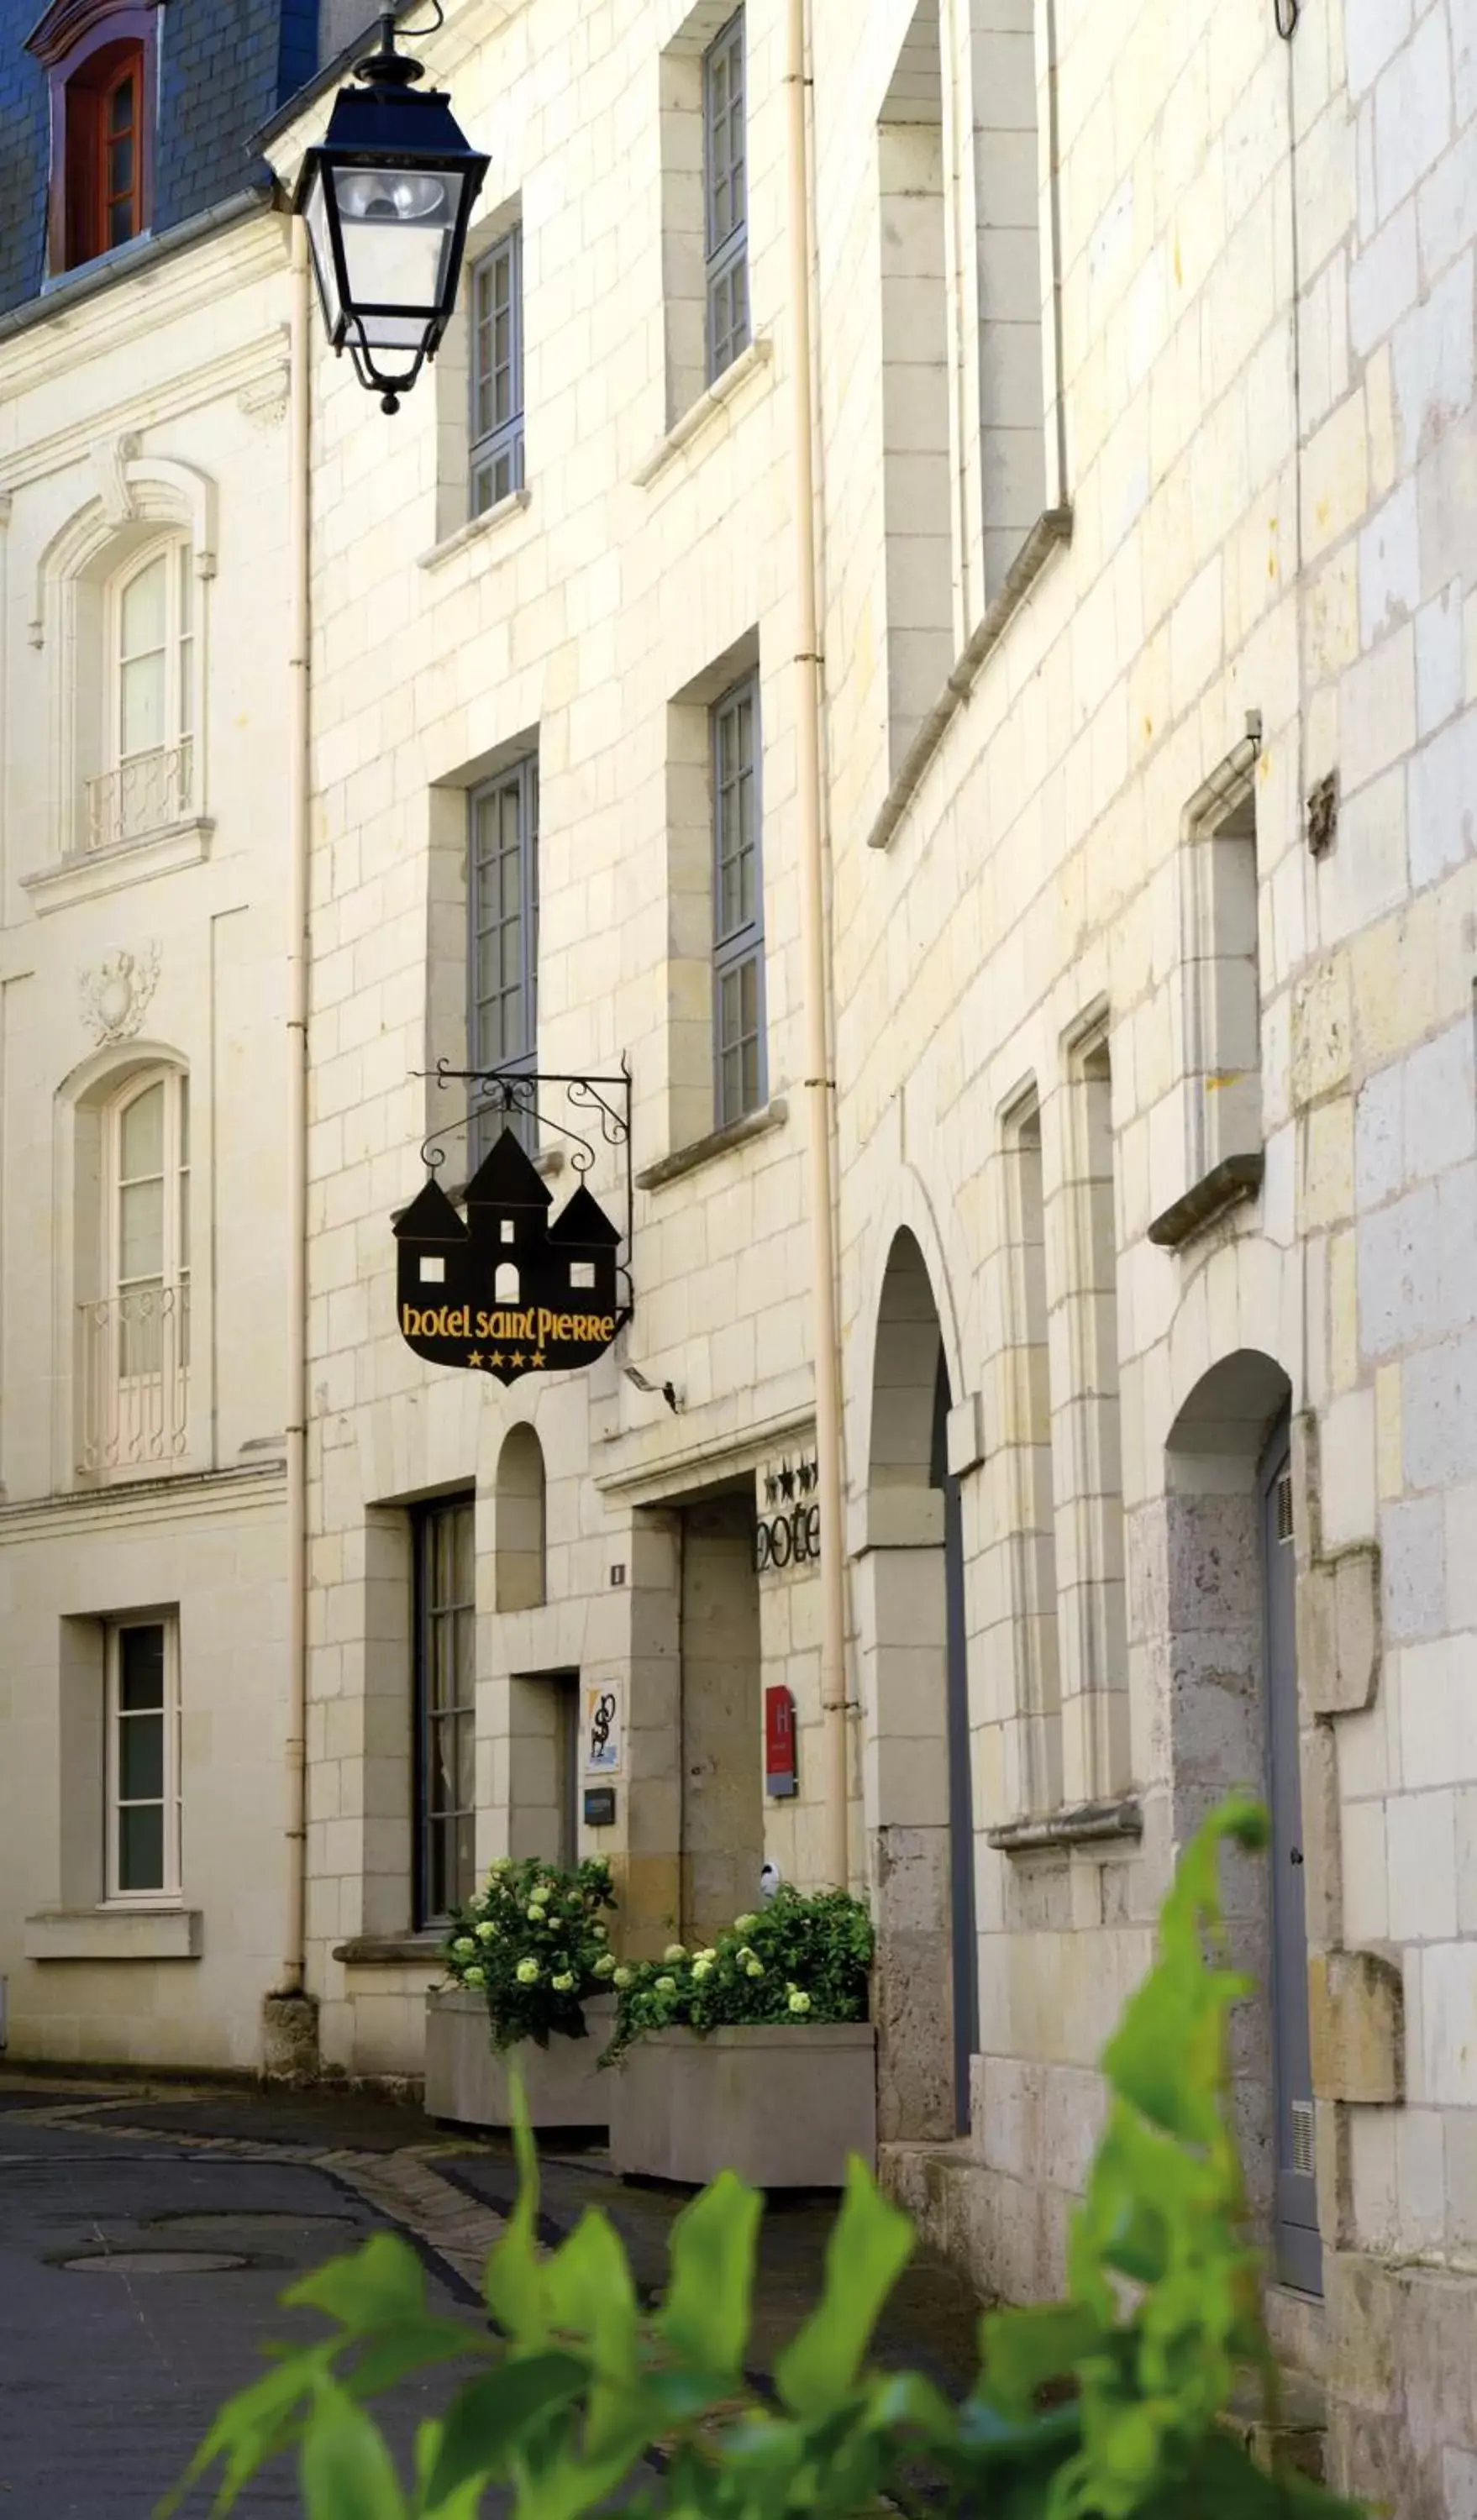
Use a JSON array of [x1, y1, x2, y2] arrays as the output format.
[[79, 1067, 190, 1472], [27, 5, 157, 275], [89, 538, 195, 850]]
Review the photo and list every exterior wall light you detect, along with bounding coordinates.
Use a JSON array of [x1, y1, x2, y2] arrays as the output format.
[[293, 8, 489, 412]]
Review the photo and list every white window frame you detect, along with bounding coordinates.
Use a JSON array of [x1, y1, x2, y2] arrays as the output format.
[[106, 1064, 190, 1352], [79, 1066, 192, 1475], [93, 532, 198, 848], [468, 754, 539, 1163], [104, 1614, 181, 1905]]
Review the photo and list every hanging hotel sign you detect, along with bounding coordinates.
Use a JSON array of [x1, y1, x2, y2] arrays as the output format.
[[394, 1126, 627, 1385]]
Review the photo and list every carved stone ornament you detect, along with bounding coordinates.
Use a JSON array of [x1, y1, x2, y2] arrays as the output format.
[[238, 367, 290, 429], [79, 940, 161, 1044], [91, 432, 142, 527]]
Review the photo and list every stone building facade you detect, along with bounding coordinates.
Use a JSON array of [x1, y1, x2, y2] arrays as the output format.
[[1, 0, 1474, 2504], [0, 1, 309, 2068]]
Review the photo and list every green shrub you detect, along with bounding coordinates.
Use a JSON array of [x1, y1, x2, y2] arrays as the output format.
[[440, 1856, 618, 2050], [602, 1883, 875, 2059], [167, 1796, 1364, 2520]]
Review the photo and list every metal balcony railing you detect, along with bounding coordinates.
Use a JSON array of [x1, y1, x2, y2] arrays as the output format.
[[84, 740, 194, 853], [77, 1282, 190, 1473]]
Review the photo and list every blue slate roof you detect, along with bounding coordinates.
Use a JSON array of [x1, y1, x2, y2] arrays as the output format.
[[0, 0, 322, 319]]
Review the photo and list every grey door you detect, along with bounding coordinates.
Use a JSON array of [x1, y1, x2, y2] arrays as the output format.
[[1262, 1427, 1321, 2294], [933, 1357, 978, 2134]]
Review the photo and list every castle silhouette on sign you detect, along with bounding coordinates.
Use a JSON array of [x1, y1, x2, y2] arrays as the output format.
[[393, 1129, 623, 1384]]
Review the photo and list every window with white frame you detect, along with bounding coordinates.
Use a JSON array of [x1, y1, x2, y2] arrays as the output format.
[[703, 9, 749, 382], [106, 1615, 181, 1900], [90, 536, 195, 852], [470, 225, 524, 515], [469, 755, 539, 1160], [79, 1068, 191, 1473], [712, 674, 765, 1126], [414, 1496, 476, 1923]]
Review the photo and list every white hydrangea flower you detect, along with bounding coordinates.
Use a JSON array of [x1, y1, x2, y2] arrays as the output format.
[[594, 1952, 617, 1977], [663, 1944, 686, 1963], [527, 1904, 548, 1923], [733, 1914, 760, 1935], [745, 1960, 764, 1979], [464, 1966, 486, 1987], [612, 1966, 634, 1989], [655, 1975, 678, 1994], [692, 1959, 714, 1981], [451, 1937, 476, 1958], [551, 1971, 576, 1992], [787, 1990, 812, 2015], [516, 1958, 540, 1986], [476, 1921, 497, 1942]]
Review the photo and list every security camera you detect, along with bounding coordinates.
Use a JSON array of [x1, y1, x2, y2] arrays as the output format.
[[759, 1858, 783, 1904]]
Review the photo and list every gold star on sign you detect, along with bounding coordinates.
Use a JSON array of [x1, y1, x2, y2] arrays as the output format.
[[489, 1350, 504, 1368], [508, 1351, 525, 1368], [530, 1351, 546, 1368], [467, 1351, 483, 1368]]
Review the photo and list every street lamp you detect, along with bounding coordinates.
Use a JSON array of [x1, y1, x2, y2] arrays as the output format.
[[293, 9, 489, 412]]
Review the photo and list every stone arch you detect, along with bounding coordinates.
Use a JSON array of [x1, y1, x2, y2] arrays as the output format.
[[1161, 1347, 1298, 2267], [31, 454, 216, 854], [854, 1163, 968, 1517], [495, 1420, 546, 1612], [861, 1227, 975, 2140]]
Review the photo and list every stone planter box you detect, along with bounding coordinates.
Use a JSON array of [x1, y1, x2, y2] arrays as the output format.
[[609, 2022, 876, 2187], [424, 1987, 616, 2131]]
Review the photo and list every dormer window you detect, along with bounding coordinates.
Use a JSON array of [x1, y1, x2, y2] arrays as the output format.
[[27, 2, 157, 275]]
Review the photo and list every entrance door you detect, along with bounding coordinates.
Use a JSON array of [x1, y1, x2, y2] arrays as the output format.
[[1262, 1426, 1321, 2294]]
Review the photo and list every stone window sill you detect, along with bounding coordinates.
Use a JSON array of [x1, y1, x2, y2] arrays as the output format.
[[636, 1096, 787, 1191], [24, 1907, 202, 1961], [986, 1794, 1143, 1856], [633, 335, 773, 488], [1148, 1152, 1264, 1250], [22, 817, 214, 915], [418, 487, 532, 573], [334, 1932, 445, 1969]]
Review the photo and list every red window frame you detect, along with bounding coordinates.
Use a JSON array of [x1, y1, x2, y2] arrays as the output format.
[[26, 0, 157, 274]]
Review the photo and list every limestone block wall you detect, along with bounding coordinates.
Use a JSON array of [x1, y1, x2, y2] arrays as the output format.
[[0, 210, 297, 2069]]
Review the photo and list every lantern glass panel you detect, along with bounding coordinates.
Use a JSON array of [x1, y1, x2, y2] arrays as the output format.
[[303, 170, 344, 333], [332, 165, 465, 339]]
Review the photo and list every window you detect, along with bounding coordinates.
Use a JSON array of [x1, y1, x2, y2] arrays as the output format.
[[414, 1497, 476, 1923], [79, 1068, 190, 1473], [106, 1617, 181, 1900], [1004, 1090, 1063, 1814], [703, 10, 749, 381], [89, 538, 196, 851], [712, 674, 765, 1126], [878, 8, 954, 776], [469, 755, 539, 1160], [1059, 1026, 1128, 1802], [470, 226, 524, 514], [27, 4, 157, 274]]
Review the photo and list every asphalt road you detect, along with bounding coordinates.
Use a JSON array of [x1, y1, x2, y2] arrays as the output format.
[[0, 2098, 476, 2519]]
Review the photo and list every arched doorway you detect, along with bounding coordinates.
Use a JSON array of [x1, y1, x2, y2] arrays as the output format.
[[1164, 1349, 1319, 2292], [864, 1230, 976, 2139]]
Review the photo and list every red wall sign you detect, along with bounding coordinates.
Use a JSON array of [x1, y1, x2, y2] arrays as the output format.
[[765, 1684, 797, 1799]]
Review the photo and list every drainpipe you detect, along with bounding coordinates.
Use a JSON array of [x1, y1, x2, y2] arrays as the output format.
[[784, 0, 849, 1893], [280, 217, 312, 2011]]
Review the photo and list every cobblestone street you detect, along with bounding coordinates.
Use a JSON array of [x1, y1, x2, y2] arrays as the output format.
[[0, 2071, 983, 2518]]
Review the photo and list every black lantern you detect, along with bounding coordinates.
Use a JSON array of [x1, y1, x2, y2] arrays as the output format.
[[293, 11, 489, 412]]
